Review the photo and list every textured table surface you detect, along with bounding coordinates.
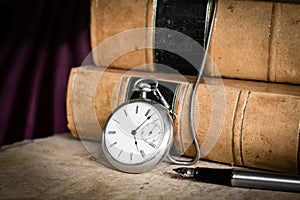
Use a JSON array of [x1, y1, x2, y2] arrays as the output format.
[[0, 134, 299, 200]]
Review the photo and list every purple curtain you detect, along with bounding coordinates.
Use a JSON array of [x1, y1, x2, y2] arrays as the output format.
[[0, 0, 92, 146]]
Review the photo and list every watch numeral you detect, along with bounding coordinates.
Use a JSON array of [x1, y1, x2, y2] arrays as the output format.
[[124, 109, 128, 117], [136, 105, 139, 114], [108, 131, 116, 134], [145, 109, 150, 116], [117, 150, 123, 158], [149, 142, 156, 148], [113, 119, 120, 124], [109, 141, 117, 147], [130, 152, 133, 161], [140, 150, 145, 158]]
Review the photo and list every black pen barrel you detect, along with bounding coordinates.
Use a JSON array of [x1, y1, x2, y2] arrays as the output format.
[[194, 167, 232, 186], [232, 170, 300, 193]]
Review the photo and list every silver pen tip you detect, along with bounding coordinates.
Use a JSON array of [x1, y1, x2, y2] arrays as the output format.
[[173, 168, 194, 178]]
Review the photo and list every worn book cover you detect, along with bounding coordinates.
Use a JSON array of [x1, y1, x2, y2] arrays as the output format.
[[66, 66, 300, 174]]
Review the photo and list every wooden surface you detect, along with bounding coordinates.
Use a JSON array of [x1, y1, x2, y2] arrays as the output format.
[[0, 134, 299, 199]]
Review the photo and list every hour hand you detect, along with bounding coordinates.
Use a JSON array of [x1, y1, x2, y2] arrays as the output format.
[[134, 136, 139, 152], [131, 130, 139, 152]]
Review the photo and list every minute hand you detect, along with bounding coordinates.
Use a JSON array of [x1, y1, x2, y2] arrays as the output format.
[[134, 113, 154, 132]]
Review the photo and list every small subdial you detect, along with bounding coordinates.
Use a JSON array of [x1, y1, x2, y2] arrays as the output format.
[[141, 123, 162, 144]]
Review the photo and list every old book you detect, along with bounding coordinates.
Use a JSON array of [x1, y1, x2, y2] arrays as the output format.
[[208, 0, 300, 84], [90, 0, 155, 71], [66, 66, 300, 174], [90, 0, 300, 84]]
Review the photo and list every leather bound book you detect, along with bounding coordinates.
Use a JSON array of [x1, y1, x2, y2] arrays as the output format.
[[207, 0, 300, 84], [90, 0, 300, 84], [66, 66, 300, 174]]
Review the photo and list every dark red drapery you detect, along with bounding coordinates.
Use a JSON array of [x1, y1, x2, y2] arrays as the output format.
[[0, 0, 92, 146]]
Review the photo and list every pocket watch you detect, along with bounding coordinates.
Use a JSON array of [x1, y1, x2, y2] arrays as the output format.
[[102, 78, 176, 173]]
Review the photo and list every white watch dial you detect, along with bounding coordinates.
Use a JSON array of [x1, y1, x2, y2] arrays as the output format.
[[103, 101, 167, 167]]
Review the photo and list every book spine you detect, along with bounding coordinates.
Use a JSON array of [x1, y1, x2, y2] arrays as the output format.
[[90, 0, 300, 84], [66, 67, 300, 174]]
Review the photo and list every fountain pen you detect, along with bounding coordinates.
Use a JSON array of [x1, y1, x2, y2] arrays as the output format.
[[173, 167, 300, 193]]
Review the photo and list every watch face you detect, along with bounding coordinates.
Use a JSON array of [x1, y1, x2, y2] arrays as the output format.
[[102, 100, 173, 173]]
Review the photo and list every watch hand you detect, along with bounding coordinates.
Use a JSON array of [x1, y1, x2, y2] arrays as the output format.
[[131, 130, 139, 152], [131, 113, 154, 152], [134, 113, 154, 132], [149, 125, 156, 135], [133, 135, 139, 152]]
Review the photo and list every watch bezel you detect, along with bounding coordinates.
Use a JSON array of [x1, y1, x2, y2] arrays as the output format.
[[102, 99, 173, 173]]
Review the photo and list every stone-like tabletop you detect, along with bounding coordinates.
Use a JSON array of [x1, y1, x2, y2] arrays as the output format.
[[0, 134, 299, 200]]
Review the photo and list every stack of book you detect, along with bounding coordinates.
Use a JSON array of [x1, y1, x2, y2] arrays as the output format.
[[67, 0, 300, 174]]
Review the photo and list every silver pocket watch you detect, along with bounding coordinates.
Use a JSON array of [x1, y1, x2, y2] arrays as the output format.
[[102, 78, 176, 173]]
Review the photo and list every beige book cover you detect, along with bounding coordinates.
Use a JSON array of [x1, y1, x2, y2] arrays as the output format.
[[66, 66, 300, 174]]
